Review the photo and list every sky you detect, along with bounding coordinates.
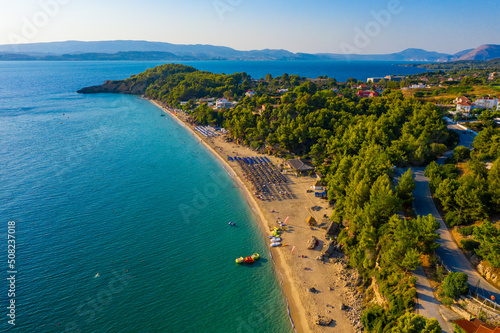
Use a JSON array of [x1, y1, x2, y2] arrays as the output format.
[[0, 0, 499, 54]]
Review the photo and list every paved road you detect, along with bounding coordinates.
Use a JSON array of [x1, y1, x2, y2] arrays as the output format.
[[413, 266, 454, 332], [396, 124, 498, 329], [446, 123, 475, 150], [411, 124, 499, 304], [412, 167, 500, 304]]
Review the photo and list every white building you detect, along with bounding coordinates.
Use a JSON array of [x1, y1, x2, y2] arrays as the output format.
[[215, 98, 237, 110], [245, 91, 256, 98], [474, 97, 498, 110], [456, 102, 473, 114]]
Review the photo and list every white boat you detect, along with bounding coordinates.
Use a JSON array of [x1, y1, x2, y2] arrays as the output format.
[[270, 242, 282, 247]]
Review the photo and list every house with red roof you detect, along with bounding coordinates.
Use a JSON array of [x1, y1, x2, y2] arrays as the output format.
[[357, 90, 379, 98], [453, 318, 500, 333]]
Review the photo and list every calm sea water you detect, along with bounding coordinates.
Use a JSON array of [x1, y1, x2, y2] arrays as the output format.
[[0, 60, 427, 333], [0, 61, 293, 333], [173, 60, 429, 81]]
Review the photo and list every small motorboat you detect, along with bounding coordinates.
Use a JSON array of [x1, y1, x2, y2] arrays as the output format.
[[270, 242, 282, 247], [251, 253, 260, 260], [244, 256, 255, 264], [228, 222, 236, 226], [235, 257, 244, 264], [272, 237, 282, 242]]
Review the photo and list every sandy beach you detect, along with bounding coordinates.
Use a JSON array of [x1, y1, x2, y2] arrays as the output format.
[[149, 99, 363, 332]]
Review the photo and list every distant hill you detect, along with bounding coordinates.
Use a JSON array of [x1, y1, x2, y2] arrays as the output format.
[[453, 48, 475, 58], [0, 51, 193, 61], [0, 40, 499, 62], [457, 44, 500, 61], [328, 48, 453, 62]]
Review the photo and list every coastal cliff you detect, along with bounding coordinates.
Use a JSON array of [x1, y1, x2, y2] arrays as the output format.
[[77, 79, 147, 94], [77, 63, 199, 95]]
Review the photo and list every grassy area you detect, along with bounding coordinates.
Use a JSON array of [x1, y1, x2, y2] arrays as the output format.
[[401, 85, 500, 104]]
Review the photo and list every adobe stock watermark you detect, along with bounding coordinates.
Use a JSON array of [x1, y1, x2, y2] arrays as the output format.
[[178, 171, 231, 225], [213, 0, 243, 21], [62, 268, 134, 333], [52, 97, 137, 185], [7, 0, 72, 48], [340, 0, 403, 58], [235, 299, 285, 333]]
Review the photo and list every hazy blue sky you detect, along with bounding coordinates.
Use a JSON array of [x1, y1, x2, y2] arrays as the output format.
[[1, 0, 499, 54]]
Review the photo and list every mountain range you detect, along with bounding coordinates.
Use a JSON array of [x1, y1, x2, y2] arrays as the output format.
[[0, 40, 499, 62]]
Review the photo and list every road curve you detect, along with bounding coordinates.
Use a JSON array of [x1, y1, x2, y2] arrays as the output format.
[[411, 123, 499, 304], [412, 167, 500, 303]]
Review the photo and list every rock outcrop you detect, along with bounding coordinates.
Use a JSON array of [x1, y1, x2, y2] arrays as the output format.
[[307, 236, 318, 250], [477, 262, 500, 286], [315, 315, 333, 326]]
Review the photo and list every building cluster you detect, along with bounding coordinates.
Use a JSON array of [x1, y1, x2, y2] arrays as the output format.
[[351, 83, 382, 98], [454, 96, 499, 114], [215, 98, 238, 110], [367, 75, 405, 83], [488, 72, 500, 81]]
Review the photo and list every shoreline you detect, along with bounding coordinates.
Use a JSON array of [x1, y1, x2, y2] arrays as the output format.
[[147, 98, 361, 332]]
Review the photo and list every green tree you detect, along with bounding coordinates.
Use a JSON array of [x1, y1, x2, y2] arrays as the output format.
[[488, 157, 500, 209], [473, 221, 500, 267], [361, 305, 386, 332], [364, 174, 400, 228], [390, 312, 442, 333], [396, 169, 416, 208], [402, 248, 422, 270], [452, 146, 470, 162], [454, 175, 488, 223], [434, 178, 459, 211], [443, 272, 469, 300]]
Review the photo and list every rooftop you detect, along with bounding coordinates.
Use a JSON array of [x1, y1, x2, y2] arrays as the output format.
[[287, 159, 315, 172]]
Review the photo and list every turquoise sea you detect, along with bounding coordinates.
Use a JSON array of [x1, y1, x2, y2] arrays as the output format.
[[0, 61, 294, 333], [0, 60, 428, 333]]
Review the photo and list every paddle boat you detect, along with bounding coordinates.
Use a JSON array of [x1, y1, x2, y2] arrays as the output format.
[[228, 222, 236, 226], [251, 253, 260, 260], [235, 257, 244, 264], [270, 242, 282, 247], [244, 256, 255, 264]]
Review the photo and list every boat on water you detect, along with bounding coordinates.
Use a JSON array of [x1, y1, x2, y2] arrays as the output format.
[[251, 253, 260, 260], [235, 257, 244, 264], [228, 222, 236, 226], [244, 256, 255, 264]]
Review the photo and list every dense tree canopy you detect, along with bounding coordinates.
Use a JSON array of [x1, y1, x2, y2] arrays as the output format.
[[122, 64, 457, 331]]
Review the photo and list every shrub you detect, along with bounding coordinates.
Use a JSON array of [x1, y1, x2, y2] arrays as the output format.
[[445, 211, 460, 227], [443, 272, 469, 300], [441, 296, 453, 306], [452, 146, 470, 162], [457, 225, 475, 236], [460, 239, 480, 252], [361, 305, 386, 332]]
